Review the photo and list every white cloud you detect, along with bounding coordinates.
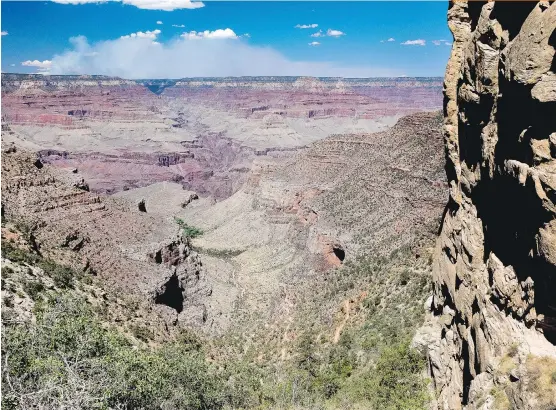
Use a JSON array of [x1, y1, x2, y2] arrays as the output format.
[[308, 41, 320, 46], [46, 34, 402, 78], [122, 0, 203, 10], [295, 24, 318, 29], [120, 29, 161, 39], [387, 38, 395, 42], [172, 24, 185, 28], [1, 31, 8, 36], [22, 59, 53, 69], [326, 29, 345, 37], [156, 21, 163, 25], [431, 39, 452, 46], [52, 0, 109, 3], [21, 59, 53, 73], [311, 30, 323, 38], [181, 28, 238, 40], [242, 33, 251, 38], [432, 39, 450, 46], [51, 0, 204, 11], [401, 39, 426, 46]]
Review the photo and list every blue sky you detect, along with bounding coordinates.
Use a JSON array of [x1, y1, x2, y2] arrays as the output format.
[[1, 1, 452, 78]]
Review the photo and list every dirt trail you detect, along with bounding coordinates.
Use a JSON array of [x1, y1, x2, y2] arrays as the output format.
[[333, 299, 352, 344]]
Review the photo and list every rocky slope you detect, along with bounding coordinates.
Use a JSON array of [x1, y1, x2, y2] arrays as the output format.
[[1, 145, 214, 332], [171, 111, 446, 340], [417, 2, 556, 409]]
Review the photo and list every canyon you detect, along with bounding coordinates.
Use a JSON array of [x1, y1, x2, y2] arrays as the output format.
[[1, 74, 442, 198], [1, 75, 445, 336], [1, 74, 447, 407], [2, 2, 556, 408]]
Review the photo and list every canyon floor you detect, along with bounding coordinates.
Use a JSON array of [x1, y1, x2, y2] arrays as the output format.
[[1, 74, 447, 409]]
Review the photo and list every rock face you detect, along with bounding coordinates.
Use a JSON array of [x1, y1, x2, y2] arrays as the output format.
[[0, 145, 212, 331], [418, 2, 556, 409]]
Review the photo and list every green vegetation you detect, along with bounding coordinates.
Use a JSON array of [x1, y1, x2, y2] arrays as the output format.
[[129, 323, 155, 343], [525, 355, 556, 408], [21, 279, 45, 301], [1, 241, 40, 266], [2, 242, 80, 290], [367, 341, 429, 409], [490, 387, 510, 410], [2, 294, 224, 410], [196, 247, 245, 259], [219, 334, 429, 410], [1, 223, 432, 409], [208, 245, 432, 409], [175, 217, 204, 239]]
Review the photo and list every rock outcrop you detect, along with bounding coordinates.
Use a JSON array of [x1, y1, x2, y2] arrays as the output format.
[[417, 2, 556, 409], [1, 145, 212, 331]]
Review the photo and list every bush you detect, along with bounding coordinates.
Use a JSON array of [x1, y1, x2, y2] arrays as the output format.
[[368, 341, 429, 410], [129, 323, 154, 343], [1, 243, 78, 289], [174, 217, 203, 239], [22, 279, 45, 301], [37, 260, 76, 289], [1, 242, 39, 265], [1, 294, 223, 410]]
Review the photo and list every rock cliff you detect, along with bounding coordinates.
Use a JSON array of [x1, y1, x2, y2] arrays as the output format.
[[417, 2, 556, 409], [1, 145, 212, 332]]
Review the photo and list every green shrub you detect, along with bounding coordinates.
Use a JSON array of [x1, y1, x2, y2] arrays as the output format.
[[220, 360, 264, 408], [2, 266, 14, 277], [1, 294, 223, 410], [22, 279, 45, 301], [197, 247, 245, 258], [174, 217, 203, 239], [1, 243, 78, 289], [1, 242, 39, 265], [368, 341, 429, 410], [129, 323, 154, 343], [3, 294, 14, 308], [37, 260, 76, 289]]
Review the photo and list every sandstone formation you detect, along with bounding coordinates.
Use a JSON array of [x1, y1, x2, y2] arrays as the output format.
[[417, 2, 556, 409], [1, 74, 442, 198]]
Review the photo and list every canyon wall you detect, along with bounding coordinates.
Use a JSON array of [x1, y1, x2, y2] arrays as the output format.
[[418, 1, 556, 409], [1, 74, 442, 197]]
